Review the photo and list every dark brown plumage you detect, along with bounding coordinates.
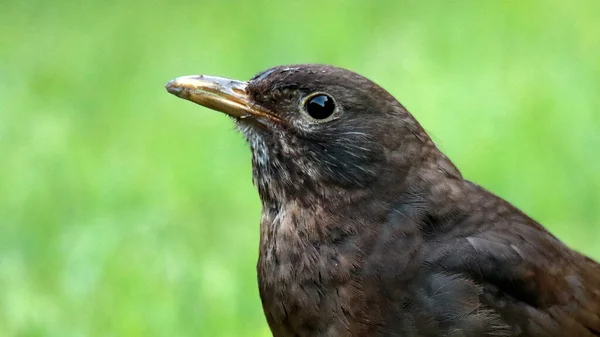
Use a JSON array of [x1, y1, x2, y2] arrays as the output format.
[[166, 64, 600, 337]]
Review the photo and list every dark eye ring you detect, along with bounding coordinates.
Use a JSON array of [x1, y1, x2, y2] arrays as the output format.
[[303, 93, 336, 120]]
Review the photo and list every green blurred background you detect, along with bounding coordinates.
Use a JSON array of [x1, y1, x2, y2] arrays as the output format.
[[1, 0, 599, 336]]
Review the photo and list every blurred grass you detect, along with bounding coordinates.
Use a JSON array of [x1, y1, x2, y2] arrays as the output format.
[[0, 0, 599, 336]]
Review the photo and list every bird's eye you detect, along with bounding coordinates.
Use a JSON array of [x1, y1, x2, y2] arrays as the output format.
[[304, 94, 336, 120]]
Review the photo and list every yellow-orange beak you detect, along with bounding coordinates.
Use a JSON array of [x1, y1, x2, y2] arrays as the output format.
[[165, 75, 279, 123]]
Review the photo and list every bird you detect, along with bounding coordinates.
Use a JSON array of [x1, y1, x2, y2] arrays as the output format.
[[165, 64, 600, 337]]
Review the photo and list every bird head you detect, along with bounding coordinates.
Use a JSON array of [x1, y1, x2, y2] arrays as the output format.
[[166, 65, 443, 206]]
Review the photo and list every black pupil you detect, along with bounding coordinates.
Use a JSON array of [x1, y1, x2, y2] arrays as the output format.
[[305, 94, 335, 119]]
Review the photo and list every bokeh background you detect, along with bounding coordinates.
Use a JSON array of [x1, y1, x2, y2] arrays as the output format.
[[1, 0, 599, 336]]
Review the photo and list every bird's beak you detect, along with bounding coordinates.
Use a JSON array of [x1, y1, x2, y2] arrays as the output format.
[[165, 75, 279, 122]]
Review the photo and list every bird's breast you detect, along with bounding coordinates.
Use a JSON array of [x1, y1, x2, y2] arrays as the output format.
[[256, 202, 364, 336]]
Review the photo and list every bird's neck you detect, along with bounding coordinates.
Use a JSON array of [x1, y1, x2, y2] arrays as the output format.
[[255, 140, 474, 243], [251, 123, 474, 226]]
